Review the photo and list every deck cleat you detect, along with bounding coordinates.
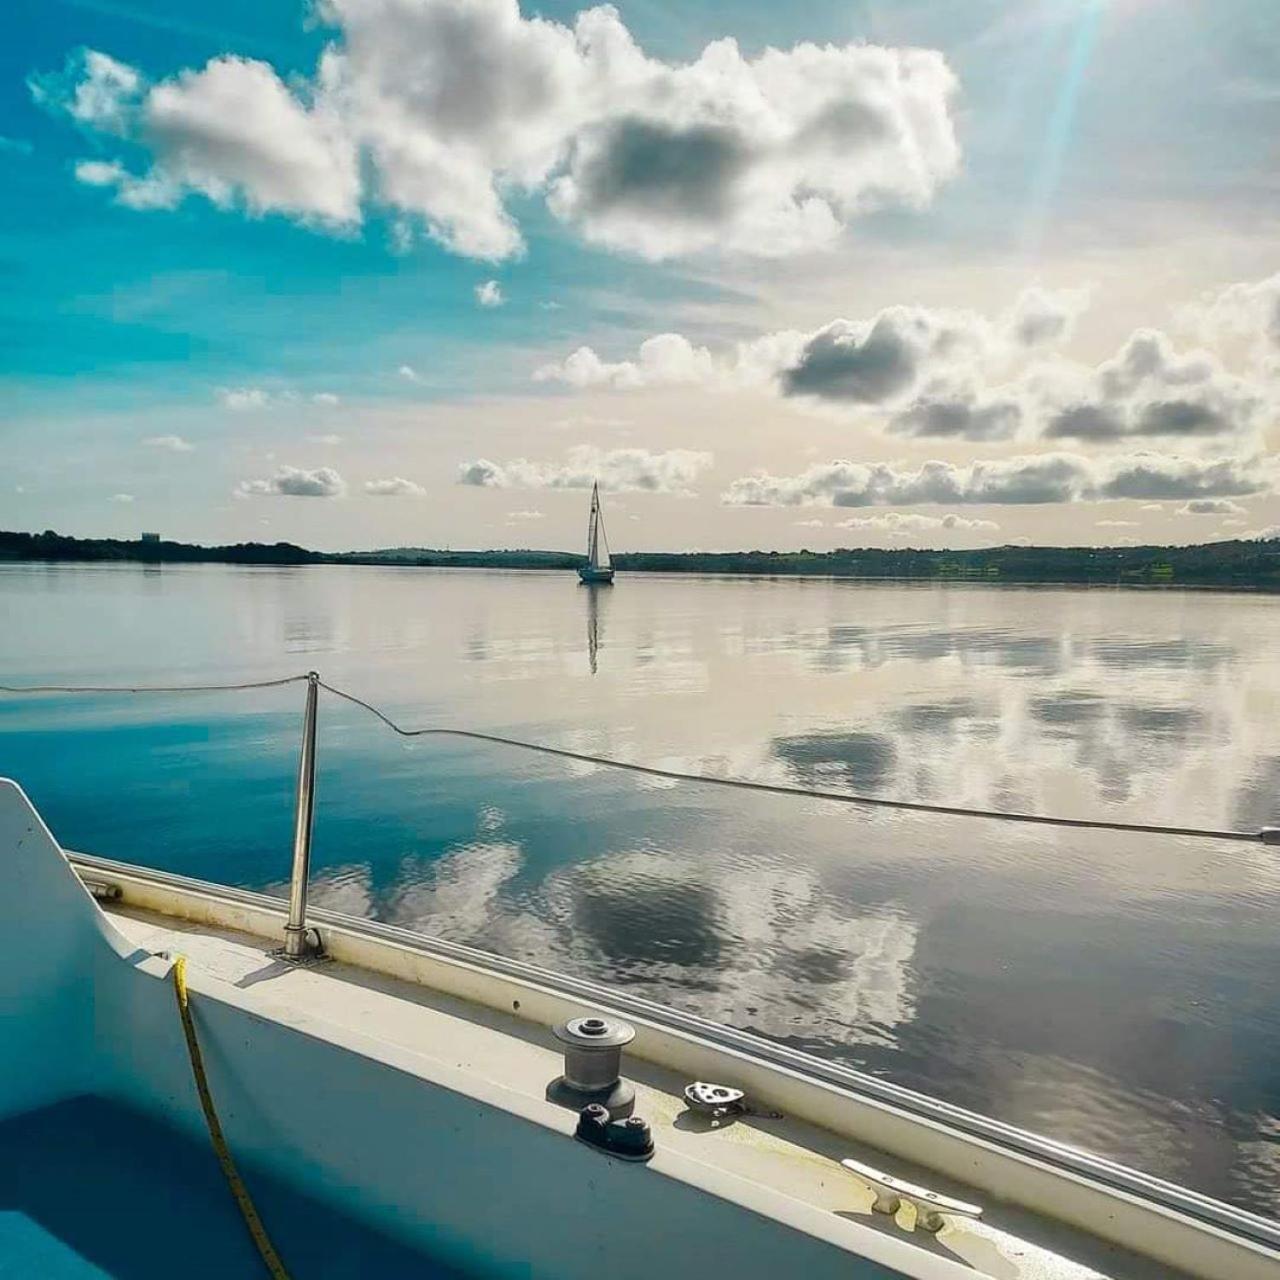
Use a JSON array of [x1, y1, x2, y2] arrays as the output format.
[[840, 1157, 983, 1233]]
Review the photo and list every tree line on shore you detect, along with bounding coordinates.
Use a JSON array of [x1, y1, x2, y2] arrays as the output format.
[[3, 527, 1278, 589]]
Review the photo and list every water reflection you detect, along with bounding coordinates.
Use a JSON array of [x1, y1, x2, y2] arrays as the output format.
[[387, 833, 918, 1049], [2, 564, 1279, 1217], [772, 731, 896, 791], [585, 585, 602, 676], [1236, 756, 1280, 831]]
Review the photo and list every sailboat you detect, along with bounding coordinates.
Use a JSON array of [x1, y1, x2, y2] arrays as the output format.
[[578, 481, 614, 584]]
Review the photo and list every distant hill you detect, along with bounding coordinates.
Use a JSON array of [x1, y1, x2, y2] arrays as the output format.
[[3, 528, 1279, 590]]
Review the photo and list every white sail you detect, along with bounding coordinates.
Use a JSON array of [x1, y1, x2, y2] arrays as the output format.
[[580, 481, 615, 583], [586, 482, 611, 570]]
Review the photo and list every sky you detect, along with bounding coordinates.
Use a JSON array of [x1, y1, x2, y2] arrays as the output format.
[[4, 0, 1280, 552]]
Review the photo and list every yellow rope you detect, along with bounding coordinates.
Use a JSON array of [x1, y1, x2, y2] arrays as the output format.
[[171, 954, 293, 1280]]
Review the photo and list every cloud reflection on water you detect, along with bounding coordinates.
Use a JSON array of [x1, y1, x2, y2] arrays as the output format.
[[4, 565, 1279, 1217], [386, 836, 919, 1049]]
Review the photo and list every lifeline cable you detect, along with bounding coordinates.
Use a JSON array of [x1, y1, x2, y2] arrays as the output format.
[[316, 679, 1267, 845], [0, 673, 1267, 844], [0, 674, 310, 694], [171, 955, 293, 1280]]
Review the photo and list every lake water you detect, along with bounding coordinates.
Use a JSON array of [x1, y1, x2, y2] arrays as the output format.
[[2, 562, 1278, 1218]]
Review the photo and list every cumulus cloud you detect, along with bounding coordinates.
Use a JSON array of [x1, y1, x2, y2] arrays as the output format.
[[1098, 455, 1267, 501], [722, 452, 1272, 508], [39, 48, 359, 223], [1178, 497, 1245, 516], [236, 465, 346, 497], [835, 511, 999, 537], [536, 284, 1274, 446], [215, 386, 340, 409], [475, 279, 504, 307], [218, 386, 270, 410], [459, 445, 712, 494], [1002, 284, 1091, 349], [782, 307, 990, 405], [73, 157, 175, 208], [398, 364, 422, 383], [35, 3, 961, 260], [534, 332, 722, 389], [888, 387, 1022, 441], [1041, 329, 1265, 443], [31, 49, 141, 134], [141, 434, 194, 451], [364, 476, 425, 496], [1181, 271, 1280, 361], [109, 492, 135, 503], [533, 287, 1083, 403], [545, 38, 958, 259]]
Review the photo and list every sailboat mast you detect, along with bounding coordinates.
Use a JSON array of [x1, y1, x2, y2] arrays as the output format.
[[587, 482, 600, 568]]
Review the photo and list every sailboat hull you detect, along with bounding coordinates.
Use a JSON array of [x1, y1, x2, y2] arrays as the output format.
[[578, 566, 615, 584]]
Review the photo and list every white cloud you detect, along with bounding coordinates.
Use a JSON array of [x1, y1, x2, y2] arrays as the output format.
[[398, 364, 422, 383], [533, 300, 1015, 414], [1002, 284, 1091, 349], [309, 433, 342, 444], [109, 492, 135, 503], [506, 509, 545, 520], [1243, 525, 1280, 540], [43, 49, 360, 224], [533, 288, 1079, 398], [37, 4, 961, 260], [1039, 329, 1265, 443], [459, 445, 712, 494], [215, 386, 340, 409], [535, 332, 722, 389], [364, 476, 425, 496], [141, 434, 194, 452], [236, 465, 346, 497], [723, 452, 1272, 508], [73, 158, 177, 209], [218, 386, 270, 410], [475, 279, 504, 307], [31, 49, 140, 134], [835, 511, 999, 537], [1179, 498, 1245, 516], [1096, 519, 1138, 528], [536, 285, 1273, 446], [1181, 270, 1280, 365]]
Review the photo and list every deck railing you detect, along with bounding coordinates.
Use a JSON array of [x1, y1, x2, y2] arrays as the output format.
[[2, 670, 1276, 961]]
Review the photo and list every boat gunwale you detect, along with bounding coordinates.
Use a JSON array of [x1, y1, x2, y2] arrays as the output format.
[[68, 848, 1280, 1259]]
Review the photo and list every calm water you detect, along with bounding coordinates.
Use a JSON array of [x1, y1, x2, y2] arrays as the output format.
[[2, 563, 1278, 1217]]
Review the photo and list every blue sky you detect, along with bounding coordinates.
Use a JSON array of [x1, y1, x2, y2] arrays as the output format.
[[4, 0, 1279, 550]]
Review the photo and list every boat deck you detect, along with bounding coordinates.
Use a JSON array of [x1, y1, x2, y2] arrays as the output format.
[[104, 901, 1194, 1280]]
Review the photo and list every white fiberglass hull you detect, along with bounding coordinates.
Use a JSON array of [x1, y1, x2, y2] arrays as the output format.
[[1, 777, 1277, 1280]]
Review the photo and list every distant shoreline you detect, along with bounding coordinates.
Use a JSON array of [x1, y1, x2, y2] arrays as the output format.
[[4, 528, 1279, 591]]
